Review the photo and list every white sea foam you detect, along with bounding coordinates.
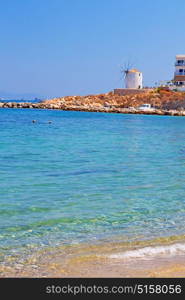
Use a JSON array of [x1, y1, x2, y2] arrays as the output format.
[[108, 243, 185, 260]]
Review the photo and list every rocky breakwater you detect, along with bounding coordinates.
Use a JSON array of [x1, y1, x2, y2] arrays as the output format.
[[1, 89, 185, 116]]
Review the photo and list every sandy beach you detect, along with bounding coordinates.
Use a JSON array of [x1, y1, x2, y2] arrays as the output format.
[[1, 238, 185, 278]]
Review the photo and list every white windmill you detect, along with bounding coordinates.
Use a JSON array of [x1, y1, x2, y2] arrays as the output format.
[[121, 63, 143, 89]]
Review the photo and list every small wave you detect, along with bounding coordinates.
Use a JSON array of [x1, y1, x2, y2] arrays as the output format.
[[108, 243, 185, 260]]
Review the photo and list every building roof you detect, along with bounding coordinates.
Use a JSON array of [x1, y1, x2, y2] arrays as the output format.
[[176, 55, 185, 58]]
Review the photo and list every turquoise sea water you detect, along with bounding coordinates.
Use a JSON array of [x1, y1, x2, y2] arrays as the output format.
[[0, 108, 185, 258]]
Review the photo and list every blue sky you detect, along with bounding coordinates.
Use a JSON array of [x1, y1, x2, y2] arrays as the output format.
[[0, 0, 184, 99]]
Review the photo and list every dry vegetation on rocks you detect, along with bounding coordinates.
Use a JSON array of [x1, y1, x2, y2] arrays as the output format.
[[42, 89, 185, 110], [1, 89, 185, 116]]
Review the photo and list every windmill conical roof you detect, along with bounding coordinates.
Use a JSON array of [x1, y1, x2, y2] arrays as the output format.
[[129, 69, 140, 73]]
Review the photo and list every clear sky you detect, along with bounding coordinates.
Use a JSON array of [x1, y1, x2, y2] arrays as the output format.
[[0, 0, 184, 99]]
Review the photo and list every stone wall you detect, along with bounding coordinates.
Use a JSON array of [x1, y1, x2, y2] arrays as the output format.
[[113, 88, 151, 96]]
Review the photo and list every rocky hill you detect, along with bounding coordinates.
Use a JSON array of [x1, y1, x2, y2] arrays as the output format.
[[42, 89, 185, 110], [1, 89, 185, 116]]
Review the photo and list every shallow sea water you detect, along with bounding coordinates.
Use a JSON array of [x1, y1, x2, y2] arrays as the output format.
[[0, 108, 185, 264]]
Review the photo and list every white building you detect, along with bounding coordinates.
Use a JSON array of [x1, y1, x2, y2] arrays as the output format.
[[125, 69, 143, 89], [174, 55, 185, 86]]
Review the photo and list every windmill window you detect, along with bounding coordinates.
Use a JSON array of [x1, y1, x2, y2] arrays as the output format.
[[179, 69, 183, 72]]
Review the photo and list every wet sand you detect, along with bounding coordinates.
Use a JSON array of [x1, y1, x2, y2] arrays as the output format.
[[1, 239, 185, 278]]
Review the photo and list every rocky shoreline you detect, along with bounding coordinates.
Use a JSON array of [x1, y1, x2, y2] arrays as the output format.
[[0, 102, 185, 116], [1, 89, 185, 116], [1, 100, 185, 116]]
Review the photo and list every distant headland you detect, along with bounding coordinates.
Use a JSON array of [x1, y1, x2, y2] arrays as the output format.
[[1, 88, 185, 116]]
